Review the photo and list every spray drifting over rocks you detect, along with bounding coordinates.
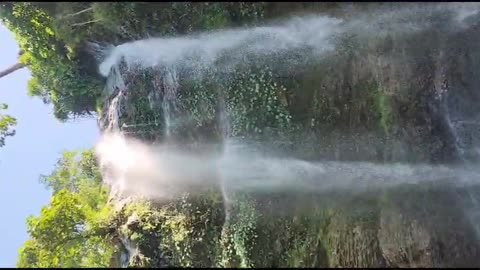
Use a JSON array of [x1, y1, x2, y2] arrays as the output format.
[[95, 3, 480, 201], [95, 133, 480, 202], [98, 3, 480, 78], [98, 16, 343, 77]]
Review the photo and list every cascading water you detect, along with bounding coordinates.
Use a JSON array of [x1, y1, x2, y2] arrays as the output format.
[[152, 67, 180, 139], [95, 131, 480, 204], [96, 14, 343, 205], [94, 7, 480, 266], [96, 3, 480, 199], [100, 65, 126, 133]]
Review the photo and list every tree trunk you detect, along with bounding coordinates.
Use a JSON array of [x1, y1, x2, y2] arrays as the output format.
[[0, 62, 26, 79]]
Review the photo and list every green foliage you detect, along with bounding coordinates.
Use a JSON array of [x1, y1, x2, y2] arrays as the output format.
[[123, 70, 161, 125], [115, 69, 165, 141], [226, 67, 293, 137], [95, 97, 104, 115], [2, 2, 454, 268], [0, 103, 16, 147], [51, 2, 266, 46], [25, 190, 87, 260], [39, 149, 102, 195], [18, 149, 116, 268], [0, 2, 103, 121], [374, 88, 393, 134], [0, 2, 268, 122], [219, 193, 331, 268], [116, 191, 225, 268], [220, 194, 259, 268], [179, 73, 219, 128]]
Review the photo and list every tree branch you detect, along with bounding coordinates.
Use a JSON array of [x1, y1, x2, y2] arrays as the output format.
[[0, 62, 26, 79], [50, 226, 117, 251], [58, 6, 94, 20], [71, 19, 101, 27]]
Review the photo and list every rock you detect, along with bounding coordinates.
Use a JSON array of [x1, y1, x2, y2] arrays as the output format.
[[378, 185, 480, 267], [95, 4, 480, 268]]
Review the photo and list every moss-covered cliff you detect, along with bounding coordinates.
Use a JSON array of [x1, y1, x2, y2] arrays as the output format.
[[92, 3, 480, 268], [104, 181, 480, 268], [100, 4, 480, 164], [5, 2, 480, 268]]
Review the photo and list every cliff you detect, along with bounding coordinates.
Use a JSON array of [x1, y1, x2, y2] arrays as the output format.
[[4, 2, 480, 268], [90, 3, 480, 268]]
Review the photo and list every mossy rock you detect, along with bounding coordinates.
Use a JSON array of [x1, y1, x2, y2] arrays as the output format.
[[118, 182, 480, 268], [324, 194, 386, 267], [116, 191, 225, 268], [216, 191, 331, 267], [378, 183, 480, 267]]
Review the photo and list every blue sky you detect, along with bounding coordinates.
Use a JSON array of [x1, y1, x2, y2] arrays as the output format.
[[0, 24, 100, 267]]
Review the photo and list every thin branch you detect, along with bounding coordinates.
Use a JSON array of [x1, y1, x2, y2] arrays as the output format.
[[58, 6, 94, 20], [71, 19, 101, 27], [0, 62, 26, 79]]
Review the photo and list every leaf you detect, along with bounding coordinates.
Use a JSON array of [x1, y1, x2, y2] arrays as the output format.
[[18, 149, 114, 267], [45, 26, 54, 36]]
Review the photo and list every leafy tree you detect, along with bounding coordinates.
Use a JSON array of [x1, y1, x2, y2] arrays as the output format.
[[0, 2, 271, 122], [0, 103, 16, 147], [0, 2, 103, 121], [17, 150, 117, 268], [39, 149, 102, 194], [0, 2, 340, 124]]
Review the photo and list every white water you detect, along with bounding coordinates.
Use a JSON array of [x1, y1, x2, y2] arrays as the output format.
[[98, 16, 343, 77], [98, 3, 480, 79], [100, 65, 127, 132], [97, 3, 480, 134], [95, 133, 480, 202], [95, 3, 480, 202], [157, 68, 180, 138]]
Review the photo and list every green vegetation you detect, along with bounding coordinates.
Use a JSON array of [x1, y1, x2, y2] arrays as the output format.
[[374, 88, 393, 135], [0, 3, 103, 121], [226, 67, 293, 137], [17, 150, 117, 268], [179, 72, 219, 129], [0, 103, 16, 147], [4, 2, 480, 268], [0, 2, 267, 122], [17, 149, 480, 268]]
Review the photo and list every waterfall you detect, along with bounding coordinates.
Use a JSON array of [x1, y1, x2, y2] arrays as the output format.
[[161, 68, 179, 138], [99, 65, 127, 133], [95, 2, 480, 220], [150, 67, 181, 139]]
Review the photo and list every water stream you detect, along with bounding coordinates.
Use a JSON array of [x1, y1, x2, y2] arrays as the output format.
[[96, 3, 480, 213]]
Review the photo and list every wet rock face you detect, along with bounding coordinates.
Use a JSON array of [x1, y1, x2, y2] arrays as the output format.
[[113, 184, 480, 268], [378, 186, 480, 267], [98, 62, 225, 154], [96, 4, 480, 268], [220, 184, 480, 268], [296, 19, 480, 163], [98, 10, 480, 164]]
